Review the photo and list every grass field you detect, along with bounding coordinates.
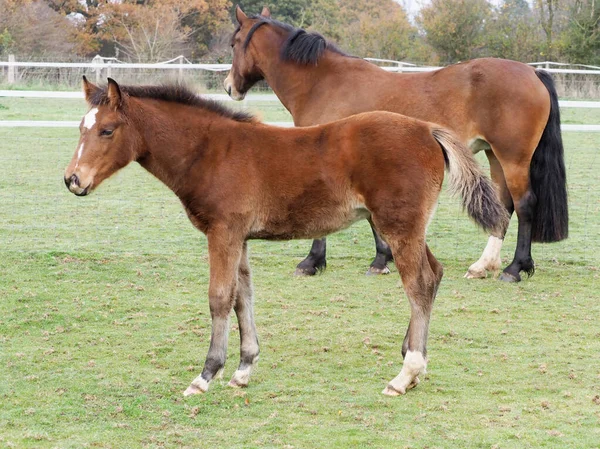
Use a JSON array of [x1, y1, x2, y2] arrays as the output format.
[[0, 95, 598, 125], [0, 106, 599, 448]]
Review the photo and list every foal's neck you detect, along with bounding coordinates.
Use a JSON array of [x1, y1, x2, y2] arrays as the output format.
[[133, 99, 237, 194]]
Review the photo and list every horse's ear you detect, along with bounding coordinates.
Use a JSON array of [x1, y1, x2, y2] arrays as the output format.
[[106, 78, 122, 110], [261, 6, 271, 17], [235, 5, 248, 24], [82, 75, 99, 104]]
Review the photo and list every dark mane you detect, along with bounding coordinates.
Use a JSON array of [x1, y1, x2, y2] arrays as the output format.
[[242, 16, 348, 66], [89, 84, 255, 123]]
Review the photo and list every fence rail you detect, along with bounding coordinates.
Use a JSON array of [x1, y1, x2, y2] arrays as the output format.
[[4, 58, 600, 75]]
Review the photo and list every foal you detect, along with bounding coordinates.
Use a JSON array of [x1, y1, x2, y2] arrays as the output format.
[[65, 78, 508, 396]]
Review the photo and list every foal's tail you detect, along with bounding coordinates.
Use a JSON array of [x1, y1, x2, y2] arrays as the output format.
[[431, 128, 509, 237]]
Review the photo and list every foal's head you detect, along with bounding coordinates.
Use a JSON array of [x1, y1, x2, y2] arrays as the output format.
[[64, 77, 140, 196]]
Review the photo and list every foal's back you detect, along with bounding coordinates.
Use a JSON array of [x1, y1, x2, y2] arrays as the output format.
[[234, 111, 446, 241]]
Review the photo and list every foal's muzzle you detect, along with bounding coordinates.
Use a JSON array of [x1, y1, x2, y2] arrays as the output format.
[[64, 173, 90, 196]]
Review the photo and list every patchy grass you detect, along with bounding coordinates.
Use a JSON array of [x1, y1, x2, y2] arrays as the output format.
[[0, 126, 598, 448]]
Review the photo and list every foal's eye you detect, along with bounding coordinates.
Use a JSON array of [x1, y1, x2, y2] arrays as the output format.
[[100, 129, 114, 137]]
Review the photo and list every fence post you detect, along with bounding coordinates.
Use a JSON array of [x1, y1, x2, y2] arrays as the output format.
[[92, 55, 103, 84], [8, 54, 16, 84], [178, 55, 184, 83]]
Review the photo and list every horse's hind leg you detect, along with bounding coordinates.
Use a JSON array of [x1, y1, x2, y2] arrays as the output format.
[[383, 239, 442, 396], [465, 150, 513, 279], [367, 221, 394, 275], [229, 242, 260, 388], [184, 231, 243, 396], [499, 163, 536, 282], [295, 238, 327, 276]]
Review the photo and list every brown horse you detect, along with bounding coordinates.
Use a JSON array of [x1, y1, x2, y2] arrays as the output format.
[[64, 78, 507, 396], [224, 6, 569, 282]]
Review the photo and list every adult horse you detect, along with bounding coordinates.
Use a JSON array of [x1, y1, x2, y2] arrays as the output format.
[[224, 6, 568, 282], [64, 78, 507, 395]]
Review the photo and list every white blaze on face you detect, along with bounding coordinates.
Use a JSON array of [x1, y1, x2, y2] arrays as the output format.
[[83, 108, 99, 130], [75, 108, 99, 168], [74, 143, 84, 168]]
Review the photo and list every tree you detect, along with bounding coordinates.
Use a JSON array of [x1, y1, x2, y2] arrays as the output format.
[[235, 0, 312, 26], [559, 0, 600, 63], [417, 0, 492, 63], [536, 0, 560, 59], [304, 0, 432, 62], [0, 0, 78, 58], [484, 0, 543, 61]]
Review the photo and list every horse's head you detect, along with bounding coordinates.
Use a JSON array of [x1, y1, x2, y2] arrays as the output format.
[[64, 77, 139, 196], [224, 5, 272, 101]]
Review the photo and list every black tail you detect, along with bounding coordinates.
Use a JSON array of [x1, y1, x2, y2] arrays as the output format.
[[530, 70, 568, 242]]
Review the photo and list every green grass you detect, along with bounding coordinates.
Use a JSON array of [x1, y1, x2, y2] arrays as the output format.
[[0, 96, 293, 123], [0, 96, 597, 126], [0, 125, 599, 448]]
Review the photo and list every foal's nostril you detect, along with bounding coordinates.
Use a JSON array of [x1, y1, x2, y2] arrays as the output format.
[[227, 86, 232, 96], [70, 174, 80, 187]]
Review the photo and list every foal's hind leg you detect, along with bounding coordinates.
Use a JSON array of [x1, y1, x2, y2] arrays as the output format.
[[465, 150, 513, 279], [184, 231, 243, 396], [383, 240, 442, 396], [229, 242, 260, 388]]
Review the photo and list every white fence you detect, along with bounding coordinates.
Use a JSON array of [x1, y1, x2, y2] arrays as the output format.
[[1, 90, 599, 131]]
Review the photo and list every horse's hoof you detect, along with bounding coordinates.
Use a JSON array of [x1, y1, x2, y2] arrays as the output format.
[[366, 266, 390, 276], [294, 267, 316, 276], [498, 272, 521, 283]]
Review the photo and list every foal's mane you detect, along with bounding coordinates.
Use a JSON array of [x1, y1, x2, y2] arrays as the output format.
[[89, 84, 255, 123], [240, 15, 349, 65]]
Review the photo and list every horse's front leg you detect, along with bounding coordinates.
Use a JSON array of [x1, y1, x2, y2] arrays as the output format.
[[228, 242, 260, 388], [184, 230, 243, 396]]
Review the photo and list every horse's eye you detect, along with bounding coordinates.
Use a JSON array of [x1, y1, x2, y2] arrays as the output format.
[[100, 129, 114, 137]]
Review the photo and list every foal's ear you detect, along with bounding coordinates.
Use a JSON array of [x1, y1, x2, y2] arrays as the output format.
[[106, 78, 123, 110], [261, 6, 271, 17], [82, 76, 100, 104], [235, 5, 248, 24]]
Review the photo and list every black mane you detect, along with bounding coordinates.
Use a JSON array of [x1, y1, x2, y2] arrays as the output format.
[[242, 16, 348, 65], [88, 83, 255, 123]]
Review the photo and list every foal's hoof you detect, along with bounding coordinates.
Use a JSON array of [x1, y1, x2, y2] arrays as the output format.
[[382, 376, 420, 396], [227, 368, 251, 388], [366, 266, 390, 276], [498, 272, 521, 283], [464, 267, 487, 279], [183, 376, 209, 396]]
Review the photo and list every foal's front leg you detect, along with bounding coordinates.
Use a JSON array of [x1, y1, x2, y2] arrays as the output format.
[[228, 242, 260, 388], [184, 232, 243, 396]]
